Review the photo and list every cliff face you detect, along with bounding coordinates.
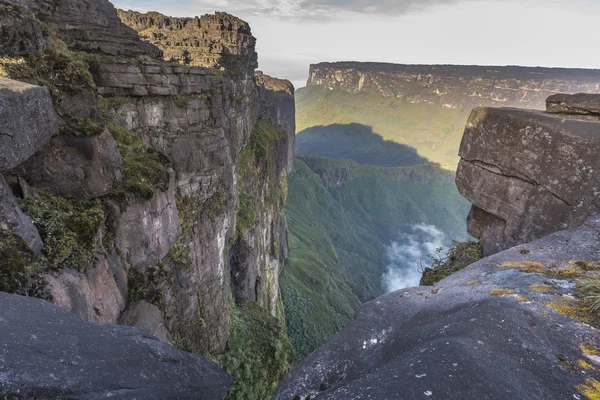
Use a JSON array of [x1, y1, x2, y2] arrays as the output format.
[[308, 62, 600, 110], [456, 95, 600, 256], [0, 0, 294, 396], [117, 10, 258, 73], [276, 94, 600, 400]]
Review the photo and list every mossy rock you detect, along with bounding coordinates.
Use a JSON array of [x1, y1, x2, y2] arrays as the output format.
[[107, 121, 170, 201], [18, 190, 105, 272], [59, 116, 104, 137], [215, 300, 294, 400], [420, 241, 483, 286]]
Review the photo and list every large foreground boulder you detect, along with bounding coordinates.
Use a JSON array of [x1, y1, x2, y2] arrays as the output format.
[[0, 292, 232, 399], [274, 216, 600, 400], [0, 78, 57, 173], [456, 103, 600, 255]]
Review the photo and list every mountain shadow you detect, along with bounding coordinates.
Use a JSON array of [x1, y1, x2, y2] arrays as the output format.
[[296, 123, 429, 167]]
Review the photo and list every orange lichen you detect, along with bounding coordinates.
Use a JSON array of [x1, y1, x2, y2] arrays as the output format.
[[578, 359, 598, 371], [467, 280, 482, 286], [516, 296, 529, 303], [581, 342, 600, 357], [530, 283, 555, 294], [489, 288, 516, 296], [545, 299, 595, 326], [577, 377, 600, 400], [570, 261, 600, 272], [499, 261, 546, 274]]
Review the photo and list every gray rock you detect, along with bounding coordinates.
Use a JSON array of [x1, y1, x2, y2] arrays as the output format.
[[8, 0, 162, 58], [0, 291, 232, 399], [0, 174, 42, 254], [18, 129, 121, 200], [0, 77, 57, 173], [456, 106, 600, 255], [114, 175, 181, 268], [119, 300, 172, 343], [547, 93, 600, 115], [274, 216, 600, 400], [0, 2, 50, 56]]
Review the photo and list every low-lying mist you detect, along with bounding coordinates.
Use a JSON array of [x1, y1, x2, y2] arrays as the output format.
[[382, 223, 451, 293]]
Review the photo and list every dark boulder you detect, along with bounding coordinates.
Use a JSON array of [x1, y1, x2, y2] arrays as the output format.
[[0, 291, 232, 399], [274, 216, 600, 400]]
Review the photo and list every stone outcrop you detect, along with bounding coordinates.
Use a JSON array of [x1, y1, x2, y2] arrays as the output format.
[[118, 10, 258, 73], [275, 216, 600, 400], [547, 93, 600, 115], [0, 175, 42, 254], [17, 129, 122, 200], [0, 77, 57, 173], [0, 291, 232, 399], [307, 62, 600, 110], [456, 97, 600, 255], [0, 2, 50, 56], [13, 0, 161, 57]]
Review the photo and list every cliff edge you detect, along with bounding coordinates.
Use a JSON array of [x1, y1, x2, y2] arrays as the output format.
[[275, 95, 600, 399]]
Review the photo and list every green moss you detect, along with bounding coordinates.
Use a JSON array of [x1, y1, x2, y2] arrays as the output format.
[[176, 195, 200, 236], [249, 119, 286, 158], [173, 94, 189, 108], [127, 264, 170, 307], [0, 224, 49, 299], [202, 186, 231, 220], [0, 47, 95, 97], [59, 116, 104, 137], [420, 241, 483, 286], [169, 241, 190, 265], [215, 300, 294, 400], [107, 121, 170, 200], [18, 191, 104, 272], [234, 190, 256, 241]]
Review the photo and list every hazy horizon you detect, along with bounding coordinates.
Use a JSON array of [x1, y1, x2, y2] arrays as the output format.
[[114, 0, 600, 89]]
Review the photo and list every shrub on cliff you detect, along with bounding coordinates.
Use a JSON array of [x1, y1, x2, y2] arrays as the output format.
[[216, 300, 294, 400], [420, 241, 483, 286]]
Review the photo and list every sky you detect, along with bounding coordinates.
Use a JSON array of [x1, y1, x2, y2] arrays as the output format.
[[114, 0, 600, 89]]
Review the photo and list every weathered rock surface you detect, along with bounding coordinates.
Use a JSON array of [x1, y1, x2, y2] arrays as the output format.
[[0, 77, 57, 173], [456, 106, 600, 255], [6, 0, 161, 57], [119, 300, 172, 343], [0, 174, 42, 254], [274, 216, 600, 400], [114, 175, 181, 269], [0, 291, 232, 399], [0, 2, 50, 56], [308, 62, 600, 110], [44, 253, 127, 323], [118, 10, 258, 73], [18, 129, 122, 200], [547, 93, 600, 115]]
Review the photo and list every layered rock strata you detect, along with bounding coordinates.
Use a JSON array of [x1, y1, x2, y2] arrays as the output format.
[[307, 62, 600, 110], [456, 95, 600, 255]]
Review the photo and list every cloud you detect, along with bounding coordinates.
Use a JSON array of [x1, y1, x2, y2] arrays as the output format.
[[382, 224, 450, 293], [190, 0, 464, 19]]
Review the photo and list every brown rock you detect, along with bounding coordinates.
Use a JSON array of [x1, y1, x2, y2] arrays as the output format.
[[119, 300, 172, 343], [546, 93, 600, 115], [18, 129, 121, 200]]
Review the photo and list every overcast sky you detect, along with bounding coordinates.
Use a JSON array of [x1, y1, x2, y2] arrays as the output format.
[[114, 0, 600, 89]]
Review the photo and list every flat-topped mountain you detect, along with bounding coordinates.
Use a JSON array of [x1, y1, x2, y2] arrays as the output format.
[[308, 62, 600, 110]]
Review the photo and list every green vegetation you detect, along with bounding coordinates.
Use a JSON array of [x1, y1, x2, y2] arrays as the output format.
[[0, 36, 95, 97], [0, 224, 48, 299], [59, 116, 104, 137], [281, 155, 470, 358], [19, 190, 104, 272], [107, 121, 170, 200], [420, 241, 483, 286], [249, 119, 287, 158], [127, 264, 170, 307], [576, 272, 600, 312], [234, 190, 257, 241], [216, 300, 294, 400], [169, 241, 190, 265], [295, 86, 470, 168]]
